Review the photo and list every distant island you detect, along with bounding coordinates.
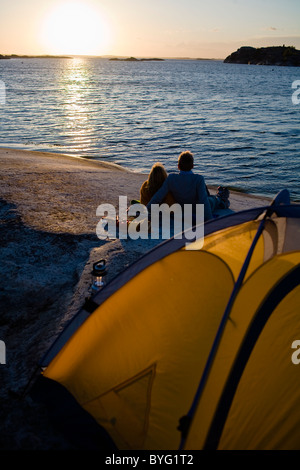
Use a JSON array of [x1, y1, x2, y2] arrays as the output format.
[[109, 57, 164, 62], [0, 54, 71, 60], [0, 54, 221, 62], [224, 46, 300, 67]]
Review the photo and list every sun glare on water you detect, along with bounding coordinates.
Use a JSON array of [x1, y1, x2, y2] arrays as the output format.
[[40, 2, 111, 56]]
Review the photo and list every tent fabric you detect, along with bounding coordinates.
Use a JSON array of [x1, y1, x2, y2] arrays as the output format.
[[39, 206, 270, 368], [182, 258, 300, 450], [43, 249, 236, 449], [32, 195, 300, 450], [217, 282, 300, 450]]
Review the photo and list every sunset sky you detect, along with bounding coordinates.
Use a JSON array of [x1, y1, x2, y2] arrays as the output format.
[[1, 0, 300, 58]]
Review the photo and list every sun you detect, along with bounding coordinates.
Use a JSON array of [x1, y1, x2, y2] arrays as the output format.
[[40, 2, 111, 56]]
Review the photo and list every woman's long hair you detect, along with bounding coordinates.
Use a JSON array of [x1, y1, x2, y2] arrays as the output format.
[[147, 163, 168, 198]]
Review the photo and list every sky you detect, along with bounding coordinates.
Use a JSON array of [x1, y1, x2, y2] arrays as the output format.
[[1, 0, 300, 59]]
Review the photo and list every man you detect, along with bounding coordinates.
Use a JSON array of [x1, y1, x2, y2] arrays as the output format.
[[146, 151, 229, 222]]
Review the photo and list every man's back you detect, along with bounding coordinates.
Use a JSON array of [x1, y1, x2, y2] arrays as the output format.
[[147, 170, 213, 221], [167, 172, 205, 204]]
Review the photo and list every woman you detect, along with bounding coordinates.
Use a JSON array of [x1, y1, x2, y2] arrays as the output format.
[[140, 162, 176, 206]]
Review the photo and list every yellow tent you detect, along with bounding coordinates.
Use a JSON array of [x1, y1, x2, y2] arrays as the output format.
[[31, 190, 300, 450]]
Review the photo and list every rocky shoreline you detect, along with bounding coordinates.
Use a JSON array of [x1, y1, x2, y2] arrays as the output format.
[[0, 54, 71, 60], [224, 45, 300, 67]]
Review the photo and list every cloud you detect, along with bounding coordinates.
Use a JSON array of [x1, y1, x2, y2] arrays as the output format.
[[262, 26, 278, 31]]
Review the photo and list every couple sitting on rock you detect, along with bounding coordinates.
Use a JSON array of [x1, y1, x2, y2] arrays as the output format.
[[139, 150, 230, 222]]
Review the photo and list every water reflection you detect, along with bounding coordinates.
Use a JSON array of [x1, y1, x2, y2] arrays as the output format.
[[60, 58, 95, 152]]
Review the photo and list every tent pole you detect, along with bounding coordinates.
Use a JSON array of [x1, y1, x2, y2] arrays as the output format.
[[178, 195, 283, 449]]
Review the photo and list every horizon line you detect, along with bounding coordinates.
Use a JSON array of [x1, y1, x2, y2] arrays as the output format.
[[0, 53, 225, 60]]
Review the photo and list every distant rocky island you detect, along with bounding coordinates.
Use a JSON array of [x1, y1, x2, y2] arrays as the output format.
[[224, 46, 300, 67], [109, 57, 164, 62], [0, 54, 71, 60]]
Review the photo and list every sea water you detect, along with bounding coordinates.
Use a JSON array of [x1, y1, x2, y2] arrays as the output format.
[[0, 57, 299, 200]]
